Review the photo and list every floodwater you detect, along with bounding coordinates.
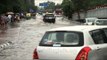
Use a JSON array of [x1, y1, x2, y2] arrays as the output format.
[[0, 15, 81, 60]]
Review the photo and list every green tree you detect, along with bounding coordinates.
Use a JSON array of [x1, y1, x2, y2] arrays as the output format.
[[44, 1, 55, 12], [62, 0, 74, 19], [55, 4, 62, 9], [0, 0, 37, 14], [71, 0, 85, 20], [62, 0, 93, 19]]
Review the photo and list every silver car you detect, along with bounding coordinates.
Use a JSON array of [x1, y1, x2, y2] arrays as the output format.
[[94, 19, 107, 25], [84, 17, 98, 25]]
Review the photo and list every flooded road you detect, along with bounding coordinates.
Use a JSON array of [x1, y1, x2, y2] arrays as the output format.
[[0, 15, 81, 60]]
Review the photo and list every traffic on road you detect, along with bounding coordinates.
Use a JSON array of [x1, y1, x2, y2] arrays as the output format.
[[0, 14, 81, 60], [1, 0, 107, 60]]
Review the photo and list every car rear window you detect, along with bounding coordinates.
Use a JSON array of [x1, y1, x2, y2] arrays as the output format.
[[45, 14, 54, 17], [87, 19, 95, 22], [39, 31, 84, 47]]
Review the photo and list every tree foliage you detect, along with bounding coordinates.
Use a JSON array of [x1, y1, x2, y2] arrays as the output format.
[[0, 0, 37, 14], [61, 0, 107, 19], [44, 1, 55, 10], [41, 1, 56, 13], [62, 0, 74, 19], [55, 4, 62, 9]]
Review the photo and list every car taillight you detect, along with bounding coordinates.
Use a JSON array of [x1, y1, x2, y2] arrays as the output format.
[[33, 48, 39, 59], [75, 47, 91, 60]]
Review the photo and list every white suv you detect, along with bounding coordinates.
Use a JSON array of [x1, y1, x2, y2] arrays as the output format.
[[84, 17, 98, 25], [94, 19, 107, 25], [33, 26, 107, 60]]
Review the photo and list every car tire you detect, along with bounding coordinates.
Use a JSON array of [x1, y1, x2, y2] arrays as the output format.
[[52, 20, 55, 24]]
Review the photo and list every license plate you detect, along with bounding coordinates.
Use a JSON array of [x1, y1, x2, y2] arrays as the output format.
[[48, 17, 52, 19]]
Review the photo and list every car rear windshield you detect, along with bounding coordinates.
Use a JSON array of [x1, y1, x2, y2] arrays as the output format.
[[45, 14, 54, 17], [39, 31, 84, 47], [87, 19, 95, 22]]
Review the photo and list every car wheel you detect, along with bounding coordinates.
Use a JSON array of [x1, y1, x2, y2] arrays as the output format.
[[53, 20, 55, 24]]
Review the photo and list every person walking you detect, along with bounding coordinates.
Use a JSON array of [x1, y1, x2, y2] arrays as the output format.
[[8, 14, 12, 24], [0, 14, 8, 33]]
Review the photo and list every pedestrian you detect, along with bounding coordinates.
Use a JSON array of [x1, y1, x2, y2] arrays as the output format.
[[20, 13, 24, 19], [0, 14, 8, 33], [0, 15, 2, 29], [14, 14, 20, 22], [8, 14, 12, 23], [10, 14, 15, 26]]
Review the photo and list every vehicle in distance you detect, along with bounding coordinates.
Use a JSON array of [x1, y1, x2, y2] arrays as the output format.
[[33, 26, 107, 60], [94, 19, 107, 25], [43, 13, 56, 23], [54, 9, 63, 17], [84, 17, 98, 25]]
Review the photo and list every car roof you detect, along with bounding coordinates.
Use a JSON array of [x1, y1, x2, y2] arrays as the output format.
[[48, 25, 107, 32], [96, 19, 107, 20], [85, 17, 98, 20]]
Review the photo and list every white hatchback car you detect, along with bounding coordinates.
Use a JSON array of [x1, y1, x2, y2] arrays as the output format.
[[33, 26, 107, 60]]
